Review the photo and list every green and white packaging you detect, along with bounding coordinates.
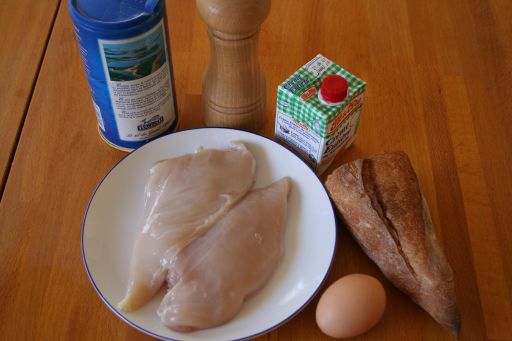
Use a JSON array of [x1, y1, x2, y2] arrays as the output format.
[[275, 54, 366, 174]]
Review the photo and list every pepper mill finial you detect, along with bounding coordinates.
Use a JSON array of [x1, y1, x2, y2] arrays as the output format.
[[196, 0, 270, 131]]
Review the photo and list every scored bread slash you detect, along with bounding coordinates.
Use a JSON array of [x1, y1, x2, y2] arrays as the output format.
[[325, 151, 461, 336]]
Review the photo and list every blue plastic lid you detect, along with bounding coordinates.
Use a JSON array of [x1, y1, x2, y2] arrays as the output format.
[[69, 0, 162, 32], [74, 0, 159, 22]]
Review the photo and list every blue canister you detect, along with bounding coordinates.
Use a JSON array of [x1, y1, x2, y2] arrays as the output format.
[[69, 0, 178, 151]]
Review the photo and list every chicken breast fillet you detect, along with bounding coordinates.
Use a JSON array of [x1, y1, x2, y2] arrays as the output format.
[[157, 177, 292, 332], [118, 143, 256, 311]]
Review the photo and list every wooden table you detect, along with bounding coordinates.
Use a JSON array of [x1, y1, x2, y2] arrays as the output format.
[[1, 0, 511, 340]]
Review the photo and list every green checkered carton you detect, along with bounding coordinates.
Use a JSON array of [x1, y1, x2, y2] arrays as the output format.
[[275, 54, 366, 174]]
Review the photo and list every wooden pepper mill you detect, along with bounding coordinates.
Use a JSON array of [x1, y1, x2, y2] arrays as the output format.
[[196, 0, 270, 131]]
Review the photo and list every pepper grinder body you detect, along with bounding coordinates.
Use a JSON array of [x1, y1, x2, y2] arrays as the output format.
[[197, 0, 270, 131]]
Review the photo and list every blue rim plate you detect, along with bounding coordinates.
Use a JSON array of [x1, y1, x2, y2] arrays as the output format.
[[82, 128, 337, 341]]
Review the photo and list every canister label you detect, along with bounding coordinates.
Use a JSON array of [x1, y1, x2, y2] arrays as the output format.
[[98, 20, 175, 141]]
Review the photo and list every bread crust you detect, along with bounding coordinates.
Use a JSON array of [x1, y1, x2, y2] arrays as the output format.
[[325, 151, 461, 336]]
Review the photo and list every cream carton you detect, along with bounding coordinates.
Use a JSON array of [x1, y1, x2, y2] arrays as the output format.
[[275, 54, 366, 174]]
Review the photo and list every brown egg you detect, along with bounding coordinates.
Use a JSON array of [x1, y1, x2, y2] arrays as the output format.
[[315, 274, 386, 339]]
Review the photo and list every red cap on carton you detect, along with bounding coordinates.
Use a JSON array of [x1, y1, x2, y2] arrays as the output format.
[[320, 75, 348, 103]]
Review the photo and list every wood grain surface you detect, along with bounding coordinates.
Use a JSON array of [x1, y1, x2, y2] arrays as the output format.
[[0, 0, 60, 194], [0, 0, 511, 340]]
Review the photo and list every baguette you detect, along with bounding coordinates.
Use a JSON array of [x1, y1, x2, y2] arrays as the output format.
[[325, 151, 461, 336]]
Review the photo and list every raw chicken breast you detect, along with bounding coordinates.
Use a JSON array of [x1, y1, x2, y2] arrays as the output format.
[[118, 143, 256, 311], [157, 177, 292, 332]]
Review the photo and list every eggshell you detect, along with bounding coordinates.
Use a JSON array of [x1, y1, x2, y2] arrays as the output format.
[[315, 274, 386, 339]]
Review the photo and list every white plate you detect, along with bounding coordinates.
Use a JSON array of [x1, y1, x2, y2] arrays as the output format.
[[82, 128, 337, 341]]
